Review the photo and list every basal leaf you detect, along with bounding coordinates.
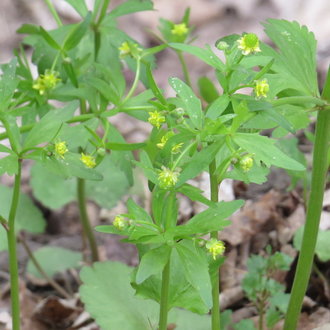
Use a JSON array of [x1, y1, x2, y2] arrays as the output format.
[[27, 246, 82, 279]]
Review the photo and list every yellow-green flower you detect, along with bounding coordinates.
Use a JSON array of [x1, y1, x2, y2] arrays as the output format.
[[80, 153, 96, 168], [254, 79, 269, 99], [171, 143, 183, 154], [157, 135, 169, 149], [148, 111, 166, 129], [158, 166, 179, 189], [206, 239, 225, 260], [239, 155, 254, 172], [118, 41, 142, 59], [113, 215, 127, 231], [54, 141, 68, 159], [33, 69, 61, 95], [237, 33, 261, 55], [171, 23, 188, 36]]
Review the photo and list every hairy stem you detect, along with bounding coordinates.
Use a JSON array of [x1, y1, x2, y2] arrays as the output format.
[[158, 259, 171, 330], [209, 159, 220, 330], [77, 178, 99, 262], [6, 160, 22, 330], [177, 51, 192, 87], [284, 68, 330, 329]]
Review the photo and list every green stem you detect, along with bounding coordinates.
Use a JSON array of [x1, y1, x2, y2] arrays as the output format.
[[158, 259, 171, 330], [122, 59, 141, 103], [283, 69, 330, 329], [77, 178, 99, 262], [177, 51, 192, 87], [6, 160, 22, 330], [209, 159, 220, 330], [43, 0, 63, 27]]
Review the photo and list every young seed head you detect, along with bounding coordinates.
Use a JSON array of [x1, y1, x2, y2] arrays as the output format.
[[171, 23, 189, 36], [239, 155, 254, 172], [54, 141, 68, 159], [80, 152, 96, 168], [113, 215, 127, 231], [216, 41, 229, 51], [158, 166, 179, 189], [254, 79, 269, 99], [148, 111, 166, 129], [237, 33, 261, 55], [206, 239, 225, 260]]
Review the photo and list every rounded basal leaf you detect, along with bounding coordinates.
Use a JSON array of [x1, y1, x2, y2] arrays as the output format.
[[0, 185, 46, 251], [27, 246, 82, 279], [80, 261, 210, 329]]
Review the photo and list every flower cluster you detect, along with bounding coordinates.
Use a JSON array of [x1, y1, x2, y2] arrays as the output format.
[[237, 33, 261, 55], [171, 23, 188, 36], [254, 79, 269, 99], [80, 153, 96, 168], [54, 141, 68, 159], [33, 69, 61, 95], [158, 166, 179, 189], [148, 111, 166, 129], [206, 239, 225, 260]]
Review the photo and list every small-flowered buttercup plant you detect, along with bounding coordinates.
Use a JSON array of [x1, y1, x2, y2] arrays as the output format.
[[1, 1, 329, 330]]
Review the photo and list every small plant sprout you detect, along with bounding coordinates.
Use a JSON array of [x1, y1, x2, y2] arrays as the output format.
[[148, 110, 166, 128], [54, 141, 68, 159], [237, 33, 261, 55], [32, 69, 61, 95], [80, 153, 96, 169], [254, 79, 269, 99], [158, 166, 180, 189], [206, 239, 225, 260]]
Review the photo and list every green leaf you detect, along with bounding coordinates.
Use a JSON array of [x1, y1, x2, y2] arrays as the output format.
[[233, 319, 256, 330], [0, 58, 19, 111], [23, 101, 78, 149], [63, 0, 88, 17], [206, 94, 230, 120], [136, 245, 171, 284], [177, 184, 213, 207], [80, 261, 210, 329], [38, 26, 62, 50], [30, 162, 76, 209], [0, 185, 46, 251], [0, 154, 19, 176], [294, 226, 330, 262], [27, 246, 82, 279], [233, 133, 305, 171], [146, 64, 167, 105], [262, 19, 318, 96], [176, 241, 212, 308], [106, 0, 153, 20], [169, 77, 203, 130], [127, 198, 153, 223], [105, 142, 146, 151], [198, 77, 219, 103], [177, 140, 224, 186], [169, 43, 225, 71], [170, 200, 243, 237]]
